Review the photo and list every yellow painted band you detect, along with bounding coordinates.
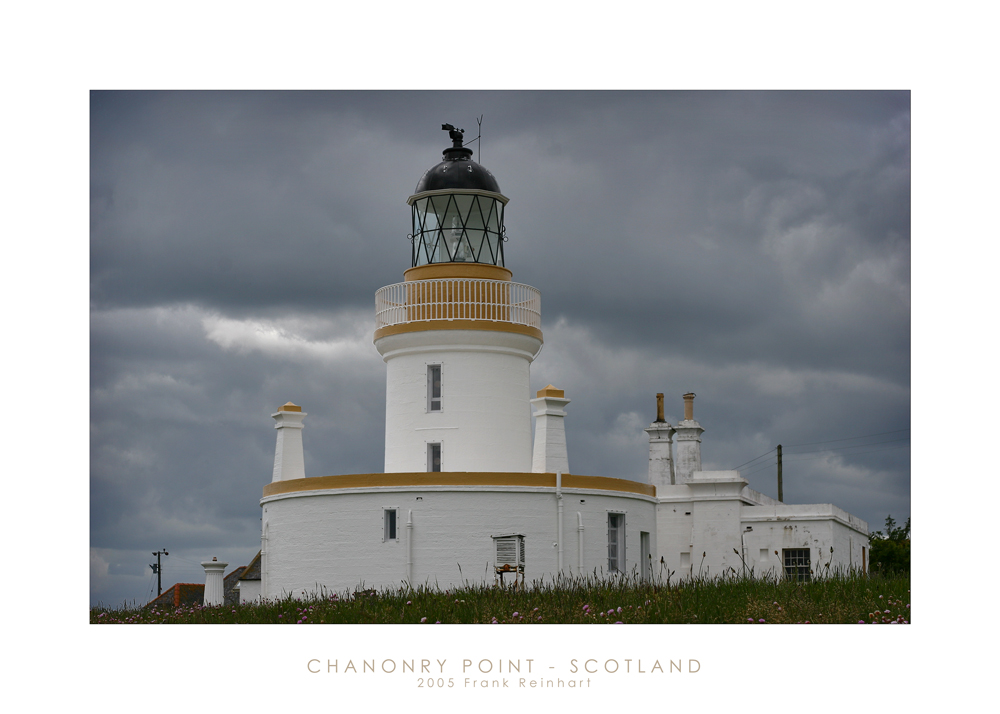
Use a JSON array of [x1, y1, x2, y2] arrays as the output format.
[[403, 264, 513, 282], [374, 320, 543, 342], [263, 472, 656, 498]]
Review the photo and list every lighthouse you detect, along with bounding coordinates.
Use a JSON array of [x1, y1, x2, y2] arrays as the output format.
[[249, 124, 870, 601], [374, 124, 543, 473]]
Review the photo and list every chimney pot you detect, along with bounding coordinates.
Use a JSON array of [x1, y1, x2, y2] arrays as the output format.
[[683, 392, 696, 421]]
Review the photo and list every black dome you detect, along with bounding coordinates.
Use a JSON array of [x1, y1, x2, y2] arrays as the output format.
[[414, 146, 502, 194]]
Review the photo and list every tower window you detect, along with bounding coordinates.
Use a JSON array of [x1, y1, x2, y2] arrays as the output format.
[[608, 513, 625, 572], [427, 365, 442, 412], [383, 509, 398, 541], [427, 443, 441, 472]]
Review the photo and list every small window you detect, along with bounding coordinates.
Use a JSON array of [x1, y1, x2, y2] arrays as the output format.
[[383, 509, 397, 541], [427, 365, 442, 412], [783, 548, 811, 582], [640, 531, 650, 581], [427, 443, 441, 472], [608, 513, 625, 572]]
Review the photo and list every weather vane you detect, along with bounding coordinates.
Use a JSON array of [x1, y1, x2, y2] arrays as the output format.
[[441, 123, 465, 148]]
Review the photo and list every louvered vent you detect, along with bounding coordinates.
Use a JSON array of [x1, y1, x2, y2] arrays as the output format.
[[493, 534, 525, 572]]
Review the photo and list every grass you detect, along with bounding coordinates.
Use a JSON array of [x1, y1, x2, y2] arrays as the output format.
[[91, 569, 910, 624]]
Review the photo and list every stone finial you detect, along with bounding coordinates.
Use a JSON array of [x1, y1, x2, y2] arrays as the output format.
[[536, 384, 565, 398]]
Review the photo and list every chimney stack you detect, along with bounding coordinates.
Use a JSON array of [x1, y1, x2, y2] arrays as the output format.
[[645, 392, 675, 488], [674, 392, 704, 484], [271, 402, 307, 482], [531, 385, 571, 474]]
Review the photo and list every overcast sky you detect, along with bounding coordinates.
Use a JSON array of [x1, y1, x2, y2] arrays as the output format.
[[90, 91, 910, 607]]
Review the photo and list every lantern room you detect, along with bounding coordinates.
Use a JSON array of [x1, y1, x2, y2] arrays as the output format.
[[408, 124, 508, 267]]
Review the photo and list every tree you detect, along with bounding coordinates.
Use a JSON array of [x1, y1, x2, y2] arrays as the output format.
[[868, 515, 910, 576]]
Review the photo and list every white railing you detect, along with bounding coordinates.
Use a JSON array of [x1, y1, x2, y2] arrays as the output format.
[[375, 279, 541, 331]]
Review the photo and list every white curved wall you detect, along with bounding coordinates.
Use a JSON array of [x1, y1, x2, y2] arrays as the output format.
[[260, 486, 657, 598], [375, 329, 542, 473]]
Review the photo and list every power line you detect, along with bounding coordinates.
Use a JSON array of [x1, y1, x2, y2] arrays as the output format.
[[731, 447, 777, 471], [730, 427, 909, 470], [741, 458, 778, 479]]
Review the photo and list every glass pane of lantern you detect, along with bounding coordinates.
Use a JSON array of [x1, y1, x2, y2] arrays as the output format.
[[466, 196, 487, 230], [417, 198, 438, 231], [483, 230, 497, 265], [485, 199, 500, 234], [438, 195, 463, 261], [430, 233, 446, 264], [465, 196, 494, 264], [454, 194, 474, 225]]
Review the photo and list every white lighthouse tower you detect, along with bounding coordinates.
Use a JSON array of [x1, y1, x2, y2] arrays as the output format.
[[252, 124, 870, 600], [374, 125, 543, 473]]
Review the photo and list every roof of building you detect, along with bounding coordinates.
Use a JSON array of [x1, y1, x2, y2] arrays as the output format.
[[146, 582, 204, 609], [239, 551, 262, 581]]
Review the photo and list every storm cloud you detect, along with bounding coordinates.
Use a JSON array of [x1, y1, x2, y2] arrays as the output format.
[[90, 91, 909, 606]]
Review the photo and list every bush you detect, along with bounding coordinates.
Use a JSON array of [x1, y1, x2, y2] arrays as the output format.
[[868, 515, 910, 576]]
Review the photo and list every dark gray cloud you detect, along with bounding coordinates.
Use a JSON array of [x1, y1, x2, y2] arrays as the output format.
[[90, 91, 909, 606]]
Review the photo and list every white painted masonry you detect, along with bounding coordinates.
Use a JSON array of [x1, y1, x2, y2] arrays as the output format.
[[271, 403, 306, 482], [376, 329, 541, 473], [260, 483, 656, 598], [236, 579, 260, 604], [530, 386, 571, 474], [201, 558, 227, 606]]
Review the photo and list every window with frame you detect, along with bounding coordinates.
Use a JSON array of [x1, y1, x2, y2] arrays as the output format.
[[783, 548, 811, 582], [383, 509, 398, 541], [427, 443, 441, 472], [427, 365, 442, 412], [608, 513, 625, 572]]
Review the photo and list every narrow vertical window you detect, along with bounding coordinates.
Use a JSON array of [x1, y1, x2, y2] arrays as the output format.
[[383, 509, 397, 541], [427, 443, 441, 472], [608, 513, 625, 572], [427, 365, 442, 412], [640, 531, 650, 581]]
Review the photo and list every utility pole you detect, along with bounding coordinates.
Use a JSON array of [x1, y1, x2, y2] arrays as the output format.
[[776, 445, 783, 503], [150, 549, 169, 597]]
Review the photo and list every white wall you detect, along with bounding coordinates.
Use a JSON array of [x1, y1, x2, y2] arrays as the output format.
[[741, 503, 869, 578], [237, 580, 261, 604], [260, 485, 656, 598], [376, 329, 542, 473]]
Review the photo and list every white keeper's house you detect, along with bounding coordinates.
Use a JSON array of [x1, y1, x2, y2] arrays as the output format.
[[235, 125, 869, 603]]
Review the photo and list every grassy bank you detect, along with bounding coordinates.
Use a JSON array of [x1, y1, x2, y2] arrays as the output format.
[[91, 570, 909, 624]]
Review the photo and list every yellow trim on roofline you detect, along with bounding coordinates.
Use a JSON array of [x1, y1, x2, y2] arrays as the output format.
[[263, 472, 655, 498]]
